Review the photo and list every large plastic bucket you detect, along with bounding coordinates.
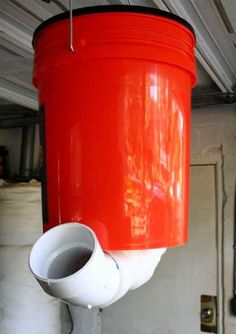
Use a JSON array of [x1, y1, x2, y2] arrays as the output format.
[[33, 5, 196, 250]]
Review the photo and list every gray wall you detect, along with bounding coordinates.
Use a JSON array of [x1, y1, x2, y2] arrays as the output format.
[[191, 104, 236, 334]]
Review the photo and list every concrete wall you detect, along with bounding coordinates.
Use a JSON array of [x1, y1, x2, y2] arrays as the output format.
[[0, 125, 40, 178], [191, 104, 236, 334]]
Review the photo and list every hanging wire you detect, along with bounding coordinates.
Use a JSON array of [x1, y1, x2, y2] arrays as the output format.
[[69, 0, 75, 52]]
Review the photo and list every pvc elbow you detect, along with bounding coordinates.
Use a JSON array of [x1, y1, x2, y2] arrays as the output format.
[[29, 223, 165, 308], [104, 248, 166, 307]]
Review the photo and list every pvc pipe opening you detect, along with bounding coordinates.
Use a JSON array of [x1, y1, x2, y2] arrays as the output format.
[[29, 223, 95, 281]]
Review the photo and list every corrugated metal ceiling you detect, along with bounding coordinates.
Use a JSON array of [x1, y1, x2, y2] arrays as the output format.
[[0, 0, 236, 112]]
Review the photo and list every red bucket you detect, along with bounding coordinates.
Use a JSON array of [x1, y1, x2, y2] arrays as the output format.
[[33, 6, 196, 250]]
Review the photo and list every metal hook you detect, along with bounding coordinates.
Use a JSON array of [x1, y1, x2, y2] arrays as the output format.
[[128, 0, 131, 4], [69, 0, 75, 52]]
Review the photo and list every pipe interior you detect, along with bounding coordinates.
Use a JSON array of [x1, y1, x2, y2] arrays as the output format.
[[47, 246, 93, 279]]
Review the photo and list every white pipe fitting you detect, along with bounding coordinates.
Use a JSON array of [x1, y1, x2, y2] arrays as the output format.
[[29, 223, 165, 308]]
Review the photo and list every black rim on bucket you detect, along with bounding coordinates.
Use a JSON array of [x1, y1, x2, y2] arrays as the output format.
[[33, 5, 195, 48]]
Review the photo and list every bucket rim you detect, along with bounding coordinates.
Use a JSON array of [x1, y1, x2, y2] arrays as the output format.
[[33, 5, 195, 48]]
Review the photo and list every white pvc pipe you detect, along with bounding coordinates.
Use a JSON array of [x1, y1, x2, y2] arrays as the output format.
[[68, 306, 101, 334], [29, 223, 166, 308]]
